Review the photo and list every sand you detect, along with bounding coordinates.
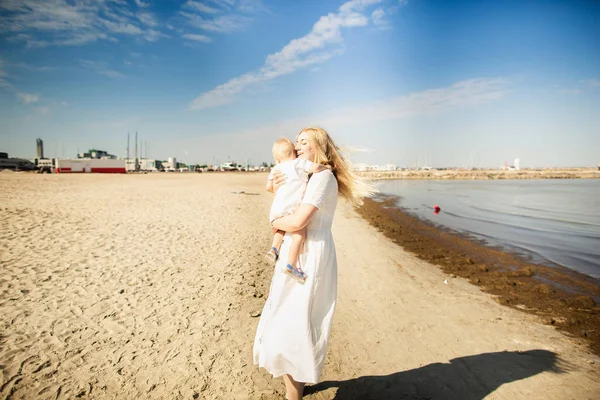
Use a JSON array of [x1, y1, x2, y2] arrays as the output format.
[[1, 172, 598, 399]]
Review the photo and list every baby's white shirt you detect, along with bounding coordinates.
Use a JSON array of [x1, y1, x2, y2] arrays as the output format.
[[268, 158, 314, 222]]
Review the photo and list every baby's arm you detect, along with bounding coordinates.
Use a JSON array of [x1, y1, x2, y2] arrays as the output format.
[[266, 170, 275, 193]]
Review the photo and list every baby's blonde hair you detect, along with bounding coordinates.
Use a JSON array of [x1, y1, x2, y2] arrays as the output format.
[[297, 127, 376, 206], [272, 137, 296, 161]]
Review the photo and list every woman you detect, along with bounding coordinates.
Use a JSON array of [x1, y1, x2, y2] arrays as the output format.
[[253, 127, 373, 399]]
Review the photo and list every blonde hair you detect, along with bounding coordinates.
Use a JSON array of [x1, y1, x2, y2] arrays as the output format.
[[272, 137, 296, 161], [297, 127, 376, 206]]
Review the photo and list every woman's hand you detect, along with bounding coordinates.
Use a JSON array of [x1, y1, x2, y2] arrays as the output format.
[[272, 170, 286, 192]]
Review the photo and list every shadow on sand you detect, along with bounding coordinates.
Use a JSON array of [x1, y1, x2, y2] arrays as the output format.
[[305, 350, 565, 400]]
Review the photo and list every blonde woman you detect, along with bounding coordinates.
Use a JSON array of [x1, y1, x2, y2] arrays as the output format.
[[253, 127, 374, 399]]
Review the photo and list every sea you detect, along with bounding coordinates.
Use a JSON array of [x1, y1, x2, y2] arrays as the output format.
[[374, 179, 600, 280]]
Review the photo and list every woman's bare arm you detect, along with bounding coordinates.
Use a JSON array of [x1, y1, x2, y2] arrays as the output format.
[[272, 203, 318, 233]]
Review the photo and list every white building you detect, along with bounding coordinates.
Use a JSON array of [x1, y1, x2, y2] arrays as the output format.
[[220, 162, 237, 171], [56, 158, 126, 173], [353, 163, 371, 172], [166, 157, 177, 171], [353, 163, 397, 171], [126, 158, 163, 172]]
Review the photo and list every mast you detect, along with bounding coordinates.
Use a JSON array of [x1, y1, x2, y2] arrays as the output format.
[[135, 131, 139, 171]]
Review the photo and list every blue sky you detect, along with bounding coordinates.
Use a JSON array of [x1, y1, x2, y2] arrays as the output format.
[[1, 0, 599, 168]]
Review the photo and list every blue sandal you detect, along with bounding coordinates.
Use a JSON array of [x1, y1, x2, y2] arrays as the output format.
[[264, 247, 279, 264], [283, 264, 307, 283]]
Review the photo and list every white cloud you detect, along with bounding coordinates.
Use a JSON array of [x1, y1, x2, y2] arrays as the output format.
[[100, 19, 143, 35], [137, 12, 158, 27], [237, 0, 267, 14], [135, 0, 150, 8], [207, 0, 236, 9], [339, 0, 382, 13], [182, 33, 212, 43], [79, 59, 124, 79], [184, 1, 220, 14], [14, 63, 55, 72], [189, 0, 384, 110], [318, 77, 511, 125], [26, 32, 109, 48], [180, 11, 250, 33], [98, 70, 124, 78], [371, 8, 390, 30], [212, 77, 511, 146], [371, 8, 385, 22], [179, 0, 266, 43], [585, 79, 600, 87], [0, 0, 165, 48], [558, 88, 582, 95], [143, 28, 166, 42], [0, 59, 10, 88], [17, 92, 40, 103], [37, 106, 50, 115]]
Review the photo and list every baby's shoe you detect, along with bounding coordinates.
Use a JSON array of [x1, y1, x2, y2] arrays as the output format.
[[264, 247, 279, 264], [283, 264, 307, 283]]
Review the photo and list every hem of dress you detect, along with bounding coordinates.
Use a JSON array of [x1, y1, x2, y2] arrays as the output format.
[[254, 361, 319, 385]]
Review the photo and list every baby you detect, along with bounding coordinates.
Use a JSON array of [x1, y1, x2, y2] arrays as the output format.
[[265, 137, 327, 283]]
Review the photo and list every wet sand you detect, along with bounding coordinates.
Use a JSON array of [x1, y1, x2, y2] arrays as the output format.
[[1, 171, 598, 399], [357, 195, 600, 356]]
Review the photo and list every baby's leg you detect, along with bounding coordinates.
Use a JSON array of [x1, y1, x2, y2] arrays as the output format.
[[271, 230, 284, 252], [287, 227, 306, 268], [265, 230, 285, 263]]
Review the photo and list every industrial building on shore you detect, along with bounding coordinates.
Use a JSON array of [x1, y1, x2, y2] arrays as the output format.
[[0, 152, 38, 171], [5, 137, 253, 174]]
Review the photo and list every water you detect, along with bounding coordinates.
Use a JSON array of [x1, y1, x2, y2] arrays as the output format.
[[375, 179, 600, 279]]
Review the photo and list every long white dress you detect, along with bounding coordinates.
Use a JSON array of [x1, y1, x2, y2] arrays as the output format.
[[253, 170, 339, 384]]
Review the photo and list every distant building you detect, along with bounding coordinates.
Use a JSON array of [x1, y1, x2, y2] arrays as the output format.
[[352, 163, 397, 171], [78, 149, 116, 159], [31, 157, 55, 173], [0, 153, 37, 171], [165, 157, 177, 171], [126, 158, 163, 172], [56, 158, 125, 173], [508, 158, 521, 171], [36, 138, 44, 159], [220, 162, 237, 171]]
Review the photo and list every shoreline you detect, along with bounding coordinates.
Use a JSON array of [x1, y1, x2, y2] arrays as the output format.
[[356, 194, 600, 356], [356, 168, 600, 180]]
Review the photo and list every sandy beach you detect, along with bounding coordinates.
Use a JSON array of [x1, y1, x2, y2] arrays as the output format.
[[1, 172, 599, 399]]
